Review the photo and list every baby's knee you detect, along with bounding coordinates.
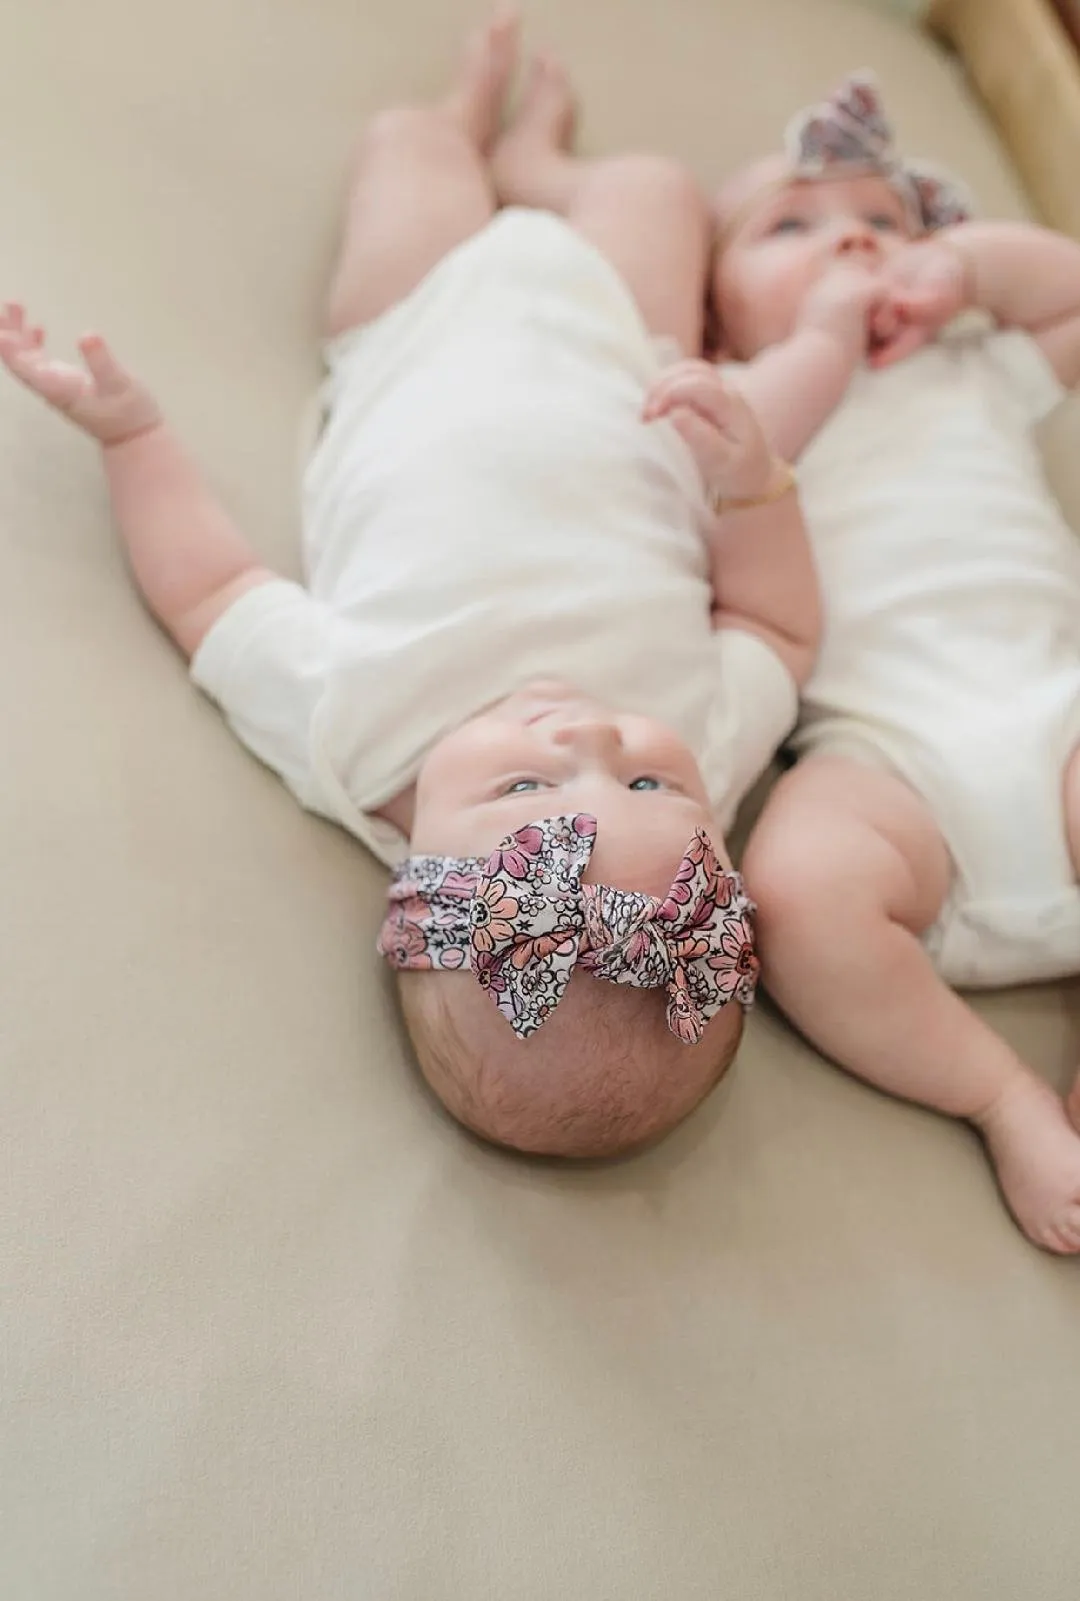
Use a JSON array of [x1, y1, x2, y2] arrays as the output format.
[[743, 819, 823, 909], [356, 105, 461, 165], [742, 820, 852, 959]]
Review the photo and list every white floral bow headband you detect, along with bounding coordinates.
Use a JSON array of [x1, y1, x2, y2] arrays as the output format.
[[377, 813, 758, 1043], [784, 71, 972, 233]]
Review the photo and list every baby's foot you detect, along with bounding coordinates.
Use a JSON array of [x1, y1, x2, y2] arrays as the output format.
[[443, 5, 520, 154], [975, 1074, 1080, 1253], [1066, 1069, 1080, 1134], [491, 50, 578, 197]]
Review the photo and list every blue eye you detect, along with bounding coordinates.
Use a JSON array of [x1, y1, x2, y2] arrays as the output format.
[[628, 776, 663, 792], [769, 215, 808, 236], [504, 778, 545, 794], [868, 213, 899, 231]]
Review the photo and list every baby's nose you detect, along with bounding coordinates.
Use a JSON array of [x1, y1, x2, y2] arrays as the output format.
[[834, 220, 878, 257]]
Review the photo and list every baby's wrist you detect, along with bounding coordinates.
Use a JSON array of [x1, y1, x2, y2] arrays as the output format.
[[935, 231, 979, 311], [795, 320, 862, 369], [101, 413, 165, 452], [711, 456, 796, 516]]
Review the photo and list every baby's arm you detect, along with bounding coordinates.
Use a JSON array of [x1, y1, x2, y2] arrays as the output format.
[[890, 223, 1080, 388], [708, 489, 820, 686], [642, 367, 820, 684], [721, 262, 885, 461], [0, 306, 275, 658]]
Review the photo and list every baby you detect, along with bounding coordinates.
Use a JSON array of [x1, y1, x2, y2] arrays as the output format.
[[676, 72, 1080, 1252], [0, 14, 818, 1160]]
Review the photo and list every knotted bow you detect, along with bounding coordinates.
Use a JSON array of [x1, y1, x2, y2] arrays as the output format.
[[785, 72, 972, 233], [377, 814, 758, 1043]]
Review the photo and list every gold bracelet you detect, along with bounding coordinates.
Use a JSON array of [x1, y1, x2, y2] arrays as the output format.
[[710, 459, 797, 516]]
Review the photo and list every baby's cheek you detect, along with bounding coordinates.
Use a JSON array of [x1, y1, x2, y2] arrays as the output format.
[[751, 272, 806, 351], [716, 259, 786, 358]]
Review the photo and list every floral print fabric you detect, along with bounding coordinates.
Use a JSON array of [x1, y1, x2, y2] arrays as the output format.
[[377, 813, 759, 1044], [786, 72, 972, 234]]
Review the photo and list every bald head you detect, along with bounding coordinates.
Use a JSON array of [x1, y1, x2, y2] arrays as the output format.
[[398, 969, 742, 1158]]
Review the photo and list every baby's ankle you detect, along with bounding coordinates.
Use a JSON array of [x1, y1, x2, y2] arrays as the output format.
[[968, 1069, 1058, 1136]]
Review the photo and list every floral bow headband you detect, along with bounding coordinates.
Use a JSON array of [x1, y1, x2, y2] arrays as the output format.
[[377, 813, 758, 1044], [783, 71, 972, 234]]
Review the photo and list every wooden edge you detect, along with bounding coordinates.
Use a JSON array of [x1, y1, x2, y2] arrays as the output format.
[[927, 0, 1080, 239], [1047, 0, 1080, 52]]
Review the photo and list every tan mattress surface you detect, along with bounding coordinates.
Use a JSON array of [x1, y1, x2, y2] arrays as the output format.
[[3, 2, 1080, 1597]]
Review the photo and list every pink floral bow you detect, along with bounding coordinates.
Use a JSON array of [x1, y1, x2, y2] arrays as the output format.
[[786, 72, 972, 233], [377, 814, 758, 1043]]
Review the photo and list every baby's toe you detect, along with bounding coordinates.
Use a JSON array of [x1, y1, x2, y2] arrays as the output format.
[[1048, 1202, 1080, 1254]]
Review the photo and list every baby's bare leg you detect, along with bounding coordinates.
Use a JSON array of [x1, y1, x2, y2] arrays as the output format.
[[324, 11, 518, 337], [744, 755, 1080, 1254], [490, 54, 710, 355]]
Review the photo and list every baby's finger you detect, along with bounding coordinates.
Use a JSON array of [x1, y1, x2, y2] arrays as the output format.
[[870, 298, 900, 345], [667, 405, 731, 472], [645, 378, 696, 422], [0, 338, 88, 409], [0, 333, 40, 379], [652, 371, 738, 434], [0, 307, 46, 356], [869, 321, 928, 370], [642, 360, 716, 420], [642, 364, 692, 411], [651, 392, 723, 440], [658, 369, 726, 409], [78, 333, 135, 395]]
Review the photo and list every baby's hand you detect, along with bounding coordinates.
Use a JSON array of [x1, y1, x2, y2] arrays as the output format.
[[0, 304, 162, 446], [798, 261, 886, 361], [643, 361, 774, 506], [880, 235, 970, 350]]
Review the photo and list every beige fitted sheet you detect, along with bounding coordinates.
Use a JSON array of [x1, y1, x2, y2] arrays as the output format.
[[2, 2, 1080, 1598]]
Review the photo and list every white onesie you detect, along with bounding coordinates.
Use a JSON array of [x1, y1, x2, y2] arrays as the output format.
[[190, 208, 796, 867], [785, 324, 1080, 987]]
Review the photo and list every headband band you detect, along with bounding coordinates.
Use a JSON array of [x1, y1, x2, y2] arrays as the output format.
[[377, 813, 758, 1043]]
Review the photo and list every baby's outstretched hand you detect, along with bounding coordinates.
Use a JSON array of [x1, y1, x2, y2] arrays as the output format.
[[0, 304, 162, 446], [642, 361, 774, 507]]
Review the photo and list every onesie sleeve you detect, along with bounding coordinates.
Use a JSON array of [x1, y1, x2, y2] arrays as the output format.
[[702, 626, 799, 829], [190, 577, 359, 822], [983, 327, 1066, 425]]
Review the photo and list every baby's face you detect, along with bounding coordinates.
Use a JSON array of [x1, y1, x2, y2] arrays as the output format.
[[411, 682, 720, 890], [711, 159, 918, 359]]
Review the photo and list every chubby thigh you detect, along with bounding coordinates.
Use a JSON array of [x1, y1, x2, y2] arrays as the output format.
[[746, 755, 952, 951], [741, 754, 968, 1104]]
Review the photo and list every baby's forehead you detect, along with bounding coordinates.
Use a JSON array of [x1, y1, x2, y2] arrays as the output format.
[[712, 153, 792, 232], [713, 157, 903, 241]]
